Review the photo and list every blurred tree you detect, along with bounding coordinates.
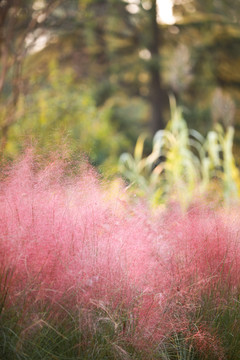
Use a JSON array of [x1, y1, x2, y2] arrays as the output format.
[[146, 0, 167, 132], [109, 0, 169, 132], [73, 0, 168, 132], [170, 0, 240, 137], [0, 0, 62, 153]]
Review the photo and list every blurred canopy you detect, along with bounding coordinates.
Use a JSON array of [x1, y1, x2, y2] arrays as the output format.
[[0, 0, 240, 166]]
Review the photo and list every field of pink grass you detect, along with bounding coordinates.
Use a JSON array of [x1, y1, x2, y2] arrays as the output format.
[[1, 152, 240, 356]]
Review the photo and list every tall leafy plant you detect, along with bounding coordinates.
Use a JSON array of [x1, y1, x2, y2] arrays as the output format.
[[119, 98, 240, 206]]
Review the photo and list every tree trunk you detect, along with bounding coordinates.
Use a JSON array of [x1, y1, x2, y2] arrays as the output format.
[[148, 0, 167, 133]]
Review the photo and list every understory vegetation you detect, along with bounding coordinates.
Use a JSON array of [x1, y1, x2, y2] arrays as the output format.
[[1, 151, 240, 359]]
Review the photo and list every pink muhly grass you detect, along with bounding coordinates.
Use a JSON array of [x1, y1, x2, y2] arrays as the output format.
[[0, 152, 240, 351], [190, 326, 225, 360], [168, 207, 240, 293]]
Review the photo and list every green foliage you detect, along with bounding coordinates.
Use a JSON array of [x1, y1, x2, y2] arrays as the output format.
[[156, 285, 240, 360], [196, 291, 240, 360], [1, 282, 240, 360], [158, 332, 198, 360], [0, 294, 145, 360], [119, 98, 240, 206], [4, 63, 129, 174]]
